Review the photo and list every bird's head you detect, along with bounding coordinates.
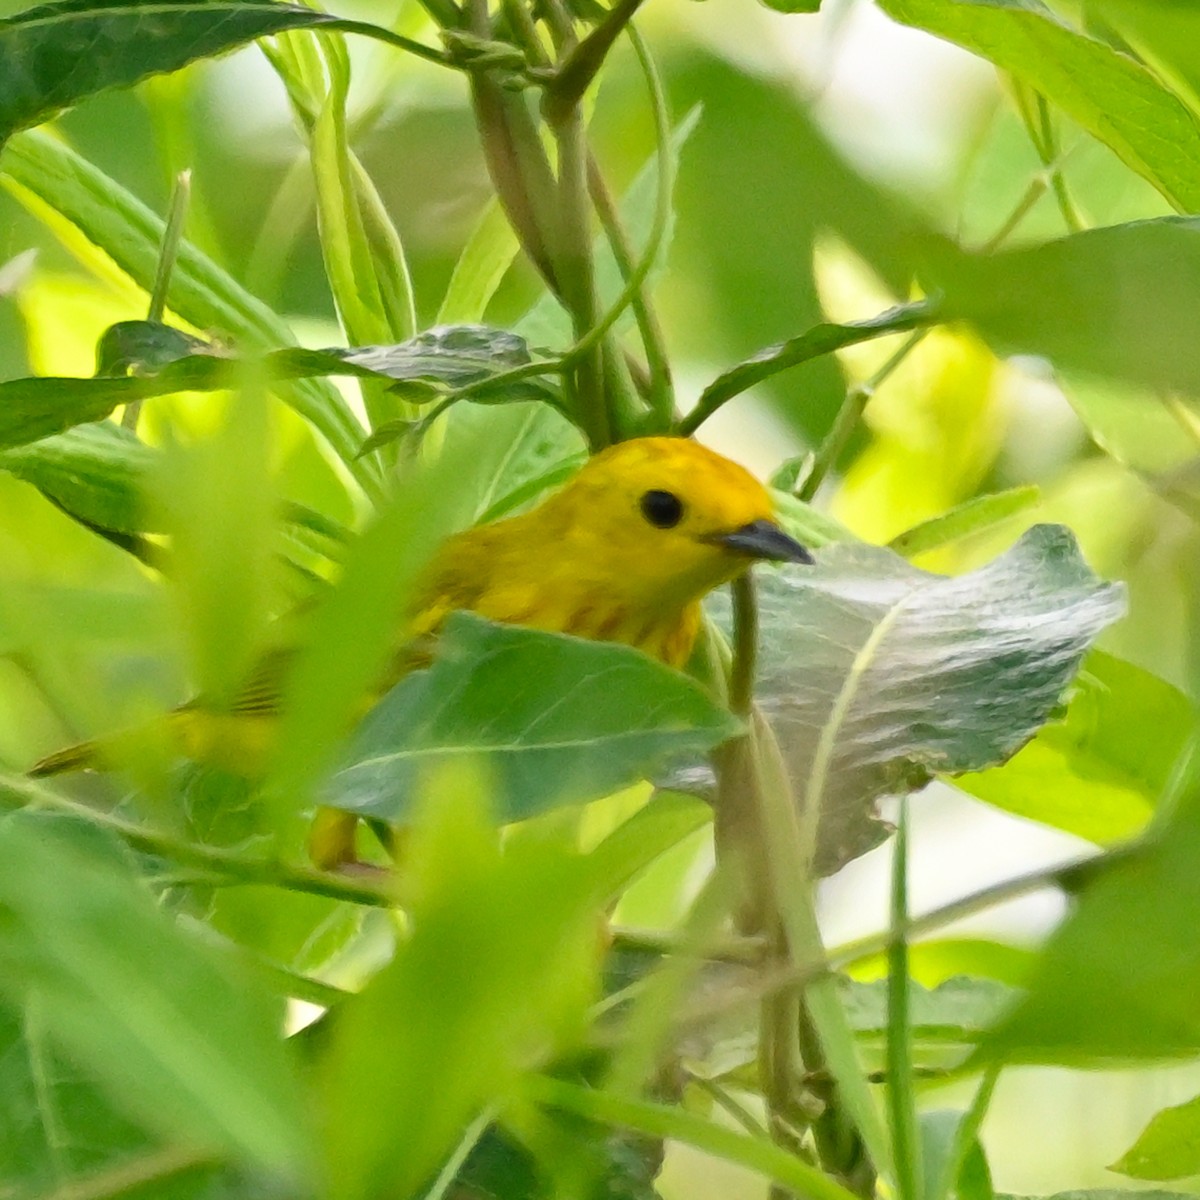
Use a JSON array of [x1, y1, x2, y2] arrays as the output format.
[[543, 437, 813, 609]]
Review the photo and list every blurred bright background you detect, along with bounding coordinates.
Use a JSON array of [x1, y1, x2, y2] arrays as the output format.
[[1, 0, 1195, 1192]]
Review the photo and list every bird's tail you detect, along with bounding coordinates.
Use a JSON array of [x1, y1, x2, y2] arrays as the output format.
[[28, 739, 102, 777]]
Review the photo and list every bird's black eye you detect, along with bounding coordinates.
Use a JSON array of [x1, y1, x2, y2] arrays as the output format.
[[640, 489, 684, 529]]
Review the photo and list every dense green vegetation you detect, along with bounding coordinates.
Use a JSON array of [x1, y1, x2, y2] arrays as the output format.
[[0, 0, 1198, 1197]]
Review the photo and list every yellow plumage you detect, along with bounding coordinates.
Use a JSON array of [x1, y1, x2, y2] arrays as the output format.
[[29, 436, 811, 864]]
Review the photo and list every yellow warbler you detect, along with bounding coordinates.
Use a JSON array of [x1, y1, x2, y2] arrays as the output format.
[[30, 436, 810, 862]]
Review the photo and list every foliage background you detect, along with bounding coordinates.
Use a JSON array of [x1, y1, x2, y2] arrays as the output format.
[[1, 0, 1199, 1196]]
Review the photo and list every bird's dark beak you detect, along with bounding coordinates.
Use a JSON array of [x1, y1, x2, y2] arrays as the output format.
[[714, 519, 814, 564]]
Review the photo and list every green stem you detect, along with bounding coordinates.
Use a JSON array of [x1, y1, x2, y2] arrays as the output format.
[[126, 169, 191, 431], [886, 799, 921, 1200], [979, 174, 1047, 253], [552, 102, 611, 448], [526, 1075, 862, 1200], [147, 169, 191, 324], [543, 0, 646, 123], [797, 329, 928, 503], [1034, 94, 1084, 233], [687, 1074, 770, 1139], [0, 773, 393, 909], [467, 0, 564, 292]]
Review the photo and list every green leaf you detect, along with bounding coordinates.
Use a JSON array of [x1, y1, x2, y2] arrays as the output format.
[[0, 324, 564, 453], [997, 1192, 1196, 1200], [0, 806, 310, 1179], [443, 399, 587, 524], [0, 1002, 234, 1198], [920, 1111, 994, 1200], [0, 1001, 144, 1194], [757, 0, 822, 12], [932, 217, 1200, 396], [679, 299, 940, 437], [888, 487, 1041, 559], [981, 760, 1200, 1064], [841, 976, 1016, 1045], [586, 790, 712, 902], [0, 130, 374, 486], [956, 652, 1193, 844], [451, 1119, 663, 1200], [0, 421, 151, 533], [318, 780, 602, 1200], [0, 0, 345, 143], [1059, 374, 1200, 474], [1075, 1, 1200, 121], [1112, 1092, 1200, 1181], [324, 614, 741, 826], [713, 524, 1125, 874], [154, 383, 276, 707], [437, 197, 521, 326], [877, 0, 1200, 212], [771, 489, 858, 549], [265, 426, 490, 810]]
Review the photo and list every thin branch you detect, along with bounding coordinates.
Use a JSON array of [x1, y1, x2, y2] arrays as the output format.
[[0, 773, 394, 909]]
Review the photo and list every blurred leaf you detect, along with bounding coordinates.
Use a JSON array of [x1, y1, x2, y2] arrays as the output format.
[[841, 976, 1016, 1044], [326, 614, 740, 826], [920, 1111, 994, 1200], [438, 197, 521, 325], [758, 0, 822, 11], [318, 776, 601, 1200], [0, 1001, 146, 1193], [878, 0, 1200, 212], [444, 399, 587, 523], [889, 487, 1041, 559], [0, 806, 309, 1179], [981, 759, 1200, 1064], [996, 1194, 1197, 1200], [933, 218, 1200, 396], [957, 652, 1193, 844], [0, 130, 374, 487], [847, 938, 1036, 989], [1112, 1093, 1200, 1180], [0, 1003, 233, 1198], [1060, 374, 1200, 474], [586, 790, 711, 902], [265, 426, 490, 811], [771, 490, 858, 548], [713, 525, 1124, 874], [0, 421, 151, 533], [0, 0, 350, 143], [451, 1119, 664, 1200], [1089, 1, 1200, 116], [155, 383, 275, 705], [831, 328, 1006, 547]]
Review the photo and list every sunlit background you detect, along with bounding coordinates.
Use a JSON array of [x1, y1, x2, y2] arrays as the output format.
[[1, 0, 1196, 1192]]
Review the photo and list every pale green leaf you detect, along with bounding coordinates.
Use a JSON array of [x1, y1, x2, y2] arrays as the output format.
[[713, 525, 1125, 874], [1112, 1093, 1200, 1181], [879, 0, 1200, 211], [0, 806, 310, 1179], [957, 652, 1193, 844]]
